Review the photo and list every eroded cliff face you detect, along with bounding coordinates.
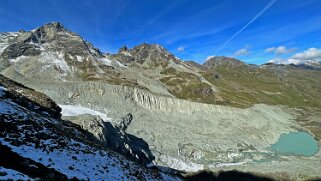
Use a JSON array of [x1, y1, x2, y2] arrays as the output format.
[[19, 82, 306, 170], [28, 80, 248, 114]]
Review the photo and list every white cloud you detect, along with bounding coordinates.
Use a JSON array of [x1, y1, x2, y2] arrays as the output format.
[[235, 48, 249, 56], [268, 48, 321, 65], [177, 46, 185, 52], [291, 48, 321, 60], [235, 45, 250, 56], [265, 46, 295, 55], [268, 58, 305, 64], [265, 47, 276, 52]]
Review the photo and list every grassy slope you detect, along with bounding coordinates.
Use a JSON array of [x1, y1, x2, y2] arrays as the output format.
[[159, 67, 219, 104], [202, 65, 321, 109], [159, 64, 321, 109]]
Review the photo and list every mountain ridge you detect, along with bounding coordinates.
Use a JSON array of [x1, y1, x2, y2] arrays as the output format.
[[1, 22, 321, 109]]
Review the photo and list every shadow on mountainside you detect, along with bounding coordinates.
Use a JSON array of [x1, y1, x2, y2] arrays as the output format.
[[64, 112, 156, 165], [184, 170, 274, 181], [183, 170, 321, 181], [103, 121, 155, 165]]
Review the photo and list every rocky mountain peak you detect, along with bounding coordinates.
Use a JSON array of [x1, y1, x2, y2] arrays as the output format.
[[132, 43, 168, 54], [0, 22, 70, 46], [29, 22, 74, 43], [0, 22, 110, 81], [203, 56, 246, 69], [110, 43, 181, 66], [118, 45, 128, 53], [129, 43, 180, 65], [39, 22, 66, 32]]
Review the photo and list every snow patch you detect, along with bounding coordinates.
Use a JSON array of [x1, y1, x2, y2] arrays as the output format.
[[39, 52, 71, 76], [0, 43, 8, 54], [0, 139, 129, 180], [121, 51, 132, 56], [99, 58, 113, 66], [0, 167, 32, 181], [9, 55, 29, 63], [0, 99, 28, 118], [158, 154, 204, 172], [0, 101, 18, 114], [0, 86, 7, 97], [59, 104, 111, 122], [76, 55, 83, 62], [1, 32, 19, 38]]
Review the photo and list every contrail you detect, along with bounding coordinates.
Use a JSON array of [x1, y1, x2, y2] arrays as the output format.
[[215, 0, 278, 54]]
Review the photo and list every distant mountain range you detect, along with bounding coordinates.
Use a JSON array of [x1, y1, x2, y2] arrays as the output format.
[[1, 22, 321, 109]]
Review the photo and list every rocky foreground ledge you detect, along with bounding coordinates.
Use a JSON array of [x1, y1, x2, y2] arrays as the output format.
[[0, 74, 182, 180]]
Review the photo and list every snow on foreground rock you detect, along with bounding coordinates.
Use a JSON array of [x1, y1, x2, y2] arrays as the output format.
[[0, 167, 31, 181], [0, 75, 181, 180]]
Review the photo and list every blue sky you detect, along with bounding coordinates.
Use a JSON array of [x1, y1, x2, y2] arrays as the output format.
[[1, 0, 321, 64]]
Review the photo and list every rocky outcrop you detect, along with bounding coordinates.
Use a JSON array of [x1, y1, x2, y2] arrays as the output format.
[[110, 43, 181, 67], [1, 43, 41, 59], [65, 113, 154, 165], [117, 113, 133, 132], [202, 56, 246, 69], [0, 74, 61, 118], [66, 115, 108, 144]]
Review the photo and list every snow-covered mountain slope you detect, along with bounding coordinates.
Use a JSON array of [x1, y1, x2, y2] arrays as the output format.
[[0, 22, 125, 82], [0, 74, 181, 180]]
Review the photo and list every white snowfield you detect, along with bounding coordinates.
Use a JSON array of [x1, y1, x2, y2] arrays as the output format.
[[59, 104, 111, 122]]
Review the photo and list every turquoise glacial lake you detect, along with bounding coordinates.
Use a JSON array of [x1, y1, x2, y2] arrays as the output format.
[[271, 132, 319, 157]]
